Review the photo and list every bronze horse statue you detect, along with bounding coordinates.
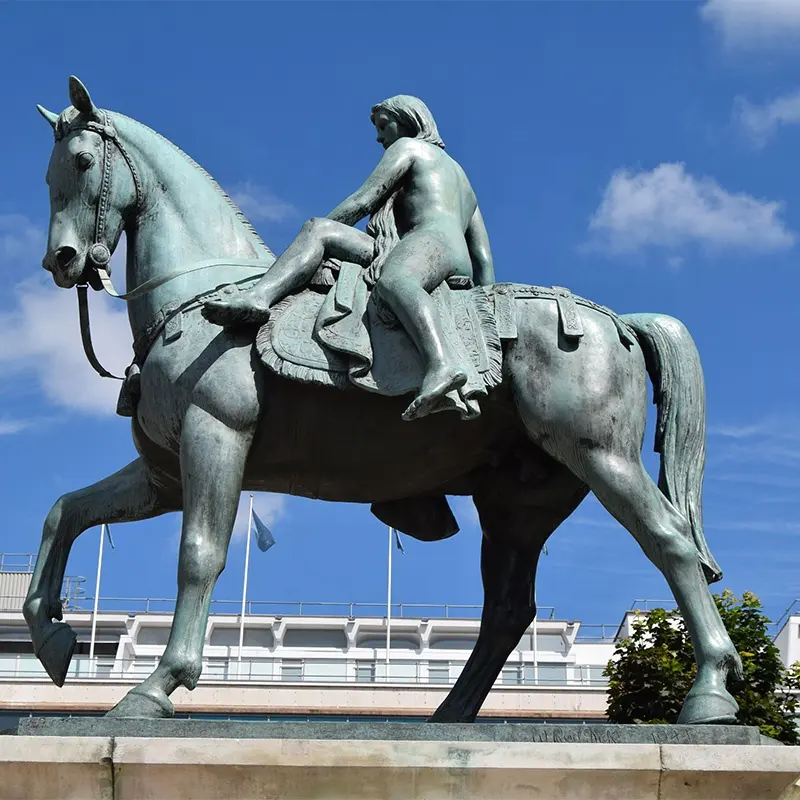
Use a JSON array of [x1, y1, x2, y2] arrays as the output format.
[[25, 77, 743, 723]]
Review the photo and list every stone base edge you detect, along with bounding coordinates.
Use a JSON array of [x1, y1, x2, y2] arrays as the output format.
[[1, 736, 800, 800]]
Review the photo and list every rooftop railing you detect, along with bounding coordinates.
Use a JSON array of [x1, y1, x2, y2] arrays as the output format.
[[0, 653, 610, 688], [46, 597, 563, 621], [0, 553, 37, 572]]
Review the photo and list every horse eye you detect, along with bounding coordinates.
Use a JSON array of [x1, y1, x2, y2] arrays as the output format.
[[76, 152, 95, 171]]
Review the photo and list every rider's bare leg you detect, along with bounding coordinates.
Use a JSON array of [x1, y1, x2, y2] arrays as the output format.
[[202, 217, 375, 327], [376, 237, 469, 420]]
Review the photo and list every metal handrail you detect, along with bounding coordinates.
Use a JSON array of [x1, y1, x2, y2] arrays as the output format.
[[774, 599, 800, 631], [0, 553, 37, 572], [629, 599, 677, 612], [0, 653, 611, 687], [57, 598, 560, 621]]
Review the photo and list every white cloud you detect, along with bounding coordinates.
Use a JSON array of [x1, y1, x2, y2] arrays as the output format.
[[588, 163, 794, 254], [701, 0, 800, 50], [232, 493, 287, 541], [667, 255, 685, 270], [735, 91, 800, 147], [0, 218, 132, 416], [0, 215, 43, 268], [707, 414, 800, 529], [0, 417, 38, 435], [0, 279, 131, 415], [229, 181, 295, 223]]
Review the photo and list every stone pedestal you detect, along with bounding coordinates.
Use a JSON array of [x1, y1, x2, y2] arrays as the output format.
[[5, 720, 800, 799]]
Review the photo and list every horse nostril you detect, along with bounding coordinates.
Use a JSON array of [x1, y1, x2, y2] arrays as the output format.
[[54, 246, 77, 268]]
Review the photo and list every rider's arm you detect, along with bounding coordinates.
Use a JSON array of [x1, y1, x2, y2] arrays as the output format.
[[466, 207, 495, 285], [327, 141, 414, 226]]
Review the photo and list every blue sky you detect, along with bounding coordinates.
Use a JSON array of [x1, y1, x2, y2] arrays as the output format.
[[1, 1, 799, 628]]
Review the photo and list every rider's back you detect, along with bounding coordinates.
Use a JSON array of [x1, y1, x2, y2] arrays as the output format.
[[392, 139, 478, 238]]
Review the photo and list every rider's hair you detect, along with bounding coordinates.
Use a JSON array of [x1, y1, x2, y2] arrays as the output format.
[[369, 95, 445, 150], [365, 96, 445, 283]]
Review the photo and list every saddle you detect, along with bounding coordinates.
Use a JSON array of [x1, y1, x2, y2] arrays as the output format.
[[255, 262, 505, 420], [254, 264, 635, 421]]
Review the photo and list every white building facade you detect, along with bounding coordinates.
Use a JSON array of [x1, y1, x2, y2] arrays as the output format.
[[1, 558, 796, 732]]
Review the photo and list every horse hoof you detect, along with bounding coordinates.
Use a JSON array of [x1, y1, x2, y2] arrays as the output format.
[[36, 623, 76, 687], [107, 688, 174, 719], [678, 687, 739, 725]]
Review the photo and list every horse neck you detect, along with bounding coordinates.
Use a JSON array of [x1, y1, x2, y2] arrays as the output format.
[[111, 113, 273, 334]]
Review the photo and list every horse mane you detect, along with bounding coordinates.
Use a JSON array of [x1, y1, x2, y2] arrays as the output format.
[[58, 107, 274, 258], [117, 113, 275, 258]]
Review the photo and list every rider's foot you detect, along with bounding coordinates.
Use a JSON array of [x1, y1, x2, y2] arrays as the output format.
[[202, 292, 272, 327], [402, 365, 468, 421]]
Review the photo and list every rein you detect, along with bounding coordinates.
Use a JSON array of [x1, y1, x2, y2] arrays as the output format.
[[66, 110, 269, 379], [76, 259, 269, 381]]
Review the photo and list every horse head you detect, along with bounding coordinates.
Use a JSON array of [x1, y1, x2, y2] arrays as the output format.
[[38, 77, 140, 291]]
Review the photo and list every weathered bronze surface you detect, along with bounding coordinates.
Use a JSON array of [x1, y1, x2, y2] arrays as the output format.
[[26, 77, 742, 726]]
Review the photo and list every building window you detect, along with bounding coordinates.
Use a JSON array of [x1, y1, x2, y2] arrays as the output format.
[[281, 660, 303, 682], [584, 665, 608, 685], [283, 629, 348, 649], [356, 662, 375, 683], [95, 660, 114, 679], [429, 662, 450, 684], [204, 658, 228, 680], [501, 664, 522, 685], [537, 663, 568, 685], [131, 658, 156, 677]]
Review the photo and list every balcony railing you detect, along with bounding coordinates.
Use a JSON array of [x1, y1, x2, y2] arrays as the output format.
[[0, 653, 610, 688]]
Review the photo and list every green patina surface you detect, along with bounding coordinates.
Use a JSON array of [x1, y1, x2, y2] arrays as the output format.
[[24, 77, 742, 733]]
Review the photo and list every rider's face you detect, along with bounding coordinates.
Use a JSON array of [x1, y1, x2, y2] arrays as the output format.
[[373, 111, 406, 149]]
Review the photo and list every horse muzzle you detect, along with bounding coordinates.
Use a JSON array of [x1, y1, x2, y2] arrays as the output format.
[[43, 246, 93, 289]]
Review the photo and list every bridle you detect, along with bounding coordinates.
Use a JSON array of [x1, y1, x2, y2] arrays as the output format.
[[56, 111, 268, 380], [57, 110, 144, 379]]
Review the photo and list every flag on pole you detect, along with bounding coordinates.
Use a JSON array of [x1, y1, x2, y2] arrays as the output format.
[[394, 528, 405, 554], [105, 524, 115, 550], [251, 509, 276, 553]]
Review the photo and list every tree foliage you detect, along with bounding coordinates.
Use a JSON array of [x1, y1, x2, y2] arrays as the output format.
[[605, 590, 800, 744]]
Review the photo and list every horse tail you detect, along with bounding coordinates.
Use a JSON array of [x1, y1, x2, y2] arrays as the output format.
[[621, 313, 722, 584]]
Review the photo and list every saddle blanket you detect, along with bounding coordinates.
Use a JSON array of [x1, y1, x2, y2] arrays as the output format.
[[256, 263, 504, 419]]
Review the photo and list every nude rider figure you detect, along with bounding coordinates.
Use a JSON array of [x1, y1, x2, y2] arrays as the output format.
[[202, 95, 495, 421]]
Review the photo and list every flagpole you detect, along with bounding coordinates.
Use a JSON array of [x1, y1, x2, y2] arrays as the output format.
[[238, 495, 254, 670], [532, 583, 538, 684], [385, 525, 393, 673], [88, 524, 106, 674]]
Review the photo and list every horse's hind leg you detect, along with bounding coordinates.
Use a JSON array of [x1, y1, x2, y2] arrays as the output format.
[[23, 458, 181, 686], [430, 468, 587, 723], [567, 447, 741, 724], [109, 404, 253, 719]]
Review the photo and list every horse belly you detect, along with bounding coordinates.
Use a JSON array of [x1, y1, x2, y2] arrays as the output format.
[[244, 376, 515, 503]]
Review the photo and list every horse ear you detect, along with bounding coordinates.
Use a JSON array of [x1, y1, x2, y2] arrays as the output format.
[[37, 105, 59, 129], [68, 76, 99, 118]]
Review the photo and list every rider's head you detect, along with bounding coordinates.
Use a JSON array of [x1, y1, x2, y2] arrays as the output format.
[[370, 95, 445, 151]]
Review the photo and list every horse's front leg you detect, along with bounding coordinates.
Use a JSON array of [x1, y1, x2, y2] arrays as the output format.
[[108, 404, 253, 718], [23, 458, 181, 686]]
